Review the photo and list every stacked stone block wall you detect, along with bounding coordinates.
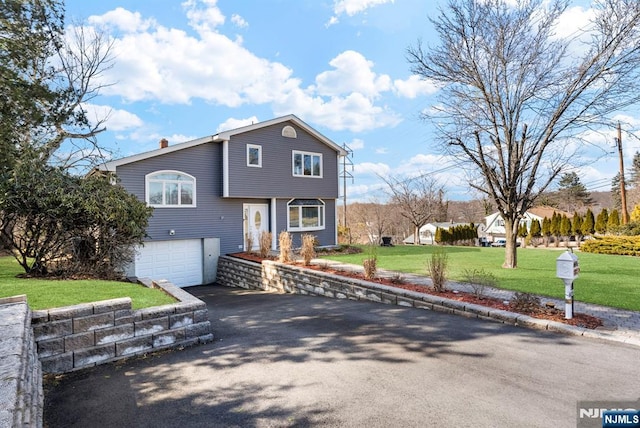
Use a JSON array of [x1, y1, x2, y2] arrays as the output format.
[[0, 296, 43, 428], [31, 280, 213, 374], [216, 255, 555, 330]]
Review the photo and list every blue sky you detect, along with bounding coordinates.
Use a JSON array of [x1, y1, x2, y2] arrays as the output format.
[[64, 0, 640, 201]]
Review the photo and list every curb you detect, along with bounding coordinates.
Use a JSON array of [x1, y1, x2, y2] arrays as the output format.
[[313, 259, 640, 348]]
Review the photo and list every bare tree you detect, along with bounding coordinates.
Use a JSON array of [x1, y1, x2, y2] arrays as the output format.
[[408, 0, 640, 268], [380, 174, 448, 245]]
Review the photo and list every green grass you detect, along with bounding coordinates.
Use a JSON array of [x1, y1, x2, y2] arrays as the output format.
[[0, 256, 177, 310], [320, 245, 640, 312]]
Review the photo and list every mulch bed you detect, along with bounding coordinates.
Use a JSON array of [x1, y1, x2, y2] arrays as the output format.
[[229, 252, 603, 330]]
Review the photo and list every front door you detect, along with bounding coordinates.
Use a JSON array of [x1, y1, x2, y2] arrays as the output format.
[[243, 204, 269, 251]]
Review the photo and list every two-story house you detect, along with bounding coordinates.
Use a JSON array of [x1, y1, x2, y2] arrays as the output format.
[[95, 115, 347, 287]]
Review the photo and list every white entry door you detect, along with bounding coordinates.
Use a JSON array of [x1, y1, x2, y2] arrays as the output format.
[[244, 204, 269, 251]]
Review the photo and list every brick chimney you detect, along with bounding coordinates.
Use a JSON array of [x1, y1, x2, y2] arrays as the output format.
[[160, 138, 169, 149]]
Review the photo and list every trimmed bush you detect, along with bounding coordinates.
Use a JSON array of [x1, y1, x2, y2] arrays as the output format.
[[580, 236, 640, 256]]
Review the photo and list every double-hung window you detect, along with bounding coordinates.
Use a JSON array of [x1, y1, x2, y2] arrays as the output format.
[[146, 171, 196, 207], [292, 150, 322, 177], [288, 199, 325, 231]]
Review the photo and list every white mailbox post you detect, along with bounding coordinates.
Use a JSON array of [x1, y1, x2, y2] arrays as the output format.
[[556, 250, 579, 319]]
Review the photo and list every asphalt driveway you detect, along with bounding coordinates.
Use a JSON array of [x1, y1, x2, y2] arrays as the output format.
[[44, 285, 639, 427]]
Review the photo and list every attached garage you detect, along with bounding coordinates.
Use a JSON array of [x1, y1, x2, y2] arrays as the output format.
[[135, 239, 203, 287]]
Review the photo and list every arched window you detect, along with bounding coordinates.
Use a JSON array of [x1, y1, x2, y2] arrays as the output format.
[[146, 171, 196, 207]]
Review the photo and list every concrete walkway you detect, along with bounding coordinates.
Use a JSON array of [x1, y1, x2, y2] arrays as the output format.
[[314, 258, 640, 343]]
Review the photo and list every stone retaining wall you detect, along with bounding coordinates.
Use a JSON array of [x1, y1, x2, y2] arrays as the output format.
[[216, 255, 564, 331], [32, 279, 213, 374], [0, 295, 42, 428]]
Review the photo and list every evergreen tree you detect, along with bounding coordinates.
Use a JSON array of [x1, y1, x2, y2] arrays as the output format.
[[529, 219, 542, 247], [572, 212, 583, 246], [550, 212, 562, 247], [595, 208, 609, 234], [608, 209, 620, 230], [630, 151, 640, 186], [611, 173, 623, 211], [542, 217, 552, 247], [560, 215, 572, 245], [557, 172, 593, 212], [583, 209, 595, 236], [435, 227, 443, 244], [518, 223, 528, 247]]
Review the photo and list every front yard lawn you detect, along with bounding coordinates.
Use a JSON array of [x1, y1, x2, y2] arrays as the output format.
[[0, 256, 176, 310], [320, 245, 640, 312]]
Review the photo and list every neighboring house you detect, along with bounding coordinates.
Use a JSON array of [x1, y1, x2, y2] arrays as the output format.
[[95, 115, 347, 287], [403, 222, 481, 245], [484, 206, 572, 242]]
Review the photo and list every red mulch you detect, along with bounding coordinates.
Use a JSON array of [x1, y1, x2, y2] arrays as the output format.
[[228, 253, 603, 329]]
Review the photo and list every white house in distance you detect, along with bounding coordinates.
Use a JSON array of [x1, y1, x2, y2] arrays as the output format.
[[484, 206, 572, 243], [403, 222, 484, 245]]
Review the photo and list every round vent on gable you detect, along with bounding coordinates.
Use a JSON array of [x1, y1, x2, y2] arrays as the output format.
[[282, 125, 297, 138]]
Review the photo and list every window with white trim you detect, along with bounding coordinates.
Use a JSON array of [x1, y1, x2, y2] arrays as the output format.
[[292, 150, 322, 177], [146, 171, 196, 207], [247, 144, 262, 167], [288, 199, 325, 231]]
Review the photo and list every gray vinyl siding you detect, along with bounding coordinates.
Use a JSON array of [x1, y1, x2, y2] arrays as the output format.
[[116, 143, 245, 256], [227, 122, 340, 199]]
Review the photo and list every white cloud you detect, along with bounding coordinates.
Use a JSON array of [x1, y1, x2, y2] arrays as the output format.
[[231, 14, 248, 28], [87, 7, 156, 33], [348, 138, 365, 150], [553, 5, 595, 40], [216, 116, 259, 132], [327, 0, 395, 25], [84, 4, 404, 133], [375, 147, 388, 154], [83, 103, 143, 131], [394, 75, 439, 99], [315, 50, 391, 99]]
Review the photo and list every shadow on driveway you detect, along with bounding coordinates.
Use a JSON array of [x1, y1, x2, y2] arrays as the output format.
[[44, 285, 635, 428]]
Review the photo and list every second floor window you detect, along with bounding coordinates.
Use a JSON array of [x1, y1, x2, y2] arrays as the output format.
[[292, 150, 322, 177], [146, 171, 196, 207], [247, 144, 262, 167]]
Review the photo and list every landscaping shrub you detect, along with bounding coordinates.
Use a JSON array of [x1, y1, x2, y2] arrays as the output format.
[[580, 236, 640, 256], [427, 248, 448, 292], [278, 231, 293, 263], [259, 231, 272, 258], [363, 244, 378, 279], [510, 292, 541, 313], [300, 234, 316, 265], [245, 233, 254, 254], [461, 268, 497, 299]]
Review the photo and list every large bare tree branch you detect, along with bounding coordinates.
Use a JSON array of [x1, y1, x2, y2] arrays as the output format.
[[408, 0, 640, 268]]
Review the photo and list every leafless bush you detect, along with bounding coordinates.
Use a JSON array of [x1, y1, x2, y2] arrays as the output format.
[[461, 268, 497, 299], [278, 231, 293, 263], [259, 231, 272, 258], [427, 249, 448, 292], [300, 234, 316, 265], [245, 233, 254, 254], [362, 244, 378, 279], [389, 273, 405, 284], [510, 292, 541, 313]]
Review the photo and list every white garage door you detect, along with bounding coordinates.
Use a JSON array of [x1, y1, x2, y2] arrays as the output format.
[[135, 239, 203, 287]]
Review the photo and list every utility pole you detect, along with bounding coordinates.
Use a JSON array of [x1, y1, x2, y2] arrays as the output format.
[[339, 143, 354, 243], [617, 122, 630, 224]]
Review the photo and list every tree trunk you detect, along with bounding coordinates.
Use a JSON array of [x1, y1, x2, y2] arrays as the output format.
[[503, 218, 518, 269]]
